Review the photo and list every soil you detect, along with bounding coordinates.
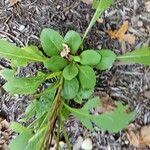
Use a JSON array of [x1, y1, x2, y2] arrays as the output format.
[[0, 0, 150, 149]]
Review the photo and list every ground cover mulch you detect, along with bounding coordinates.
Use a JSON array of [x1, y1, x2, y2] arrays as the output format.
[[0, 0, 150, 149]]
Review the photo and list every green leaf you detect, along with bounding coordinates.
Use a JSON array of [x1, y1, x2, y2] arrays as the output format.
[[74, 88, 94, 103], [64, 97, 136, 132], [62, 77, 79, 99], [92, 0, 100, 9], [73, 56, 81, 63], [0, 40, 46, 67], [9, 130, 33, 150], [117, 47, 150, 65], [61, 107, 71, 120], [80, 50, 101, 65], [44, 56, 68, 71], [96, 49, 116, 70], [64, 30, 82, 54], [92, 102, 136, 132], [0, 69, 47, 94], [24, 100, 37, 120], [83, 0, 114, 40], [40, 28, 63, 56], [25, 128, 46, 150], [65, 97, 100, 130], [63, 63, 78, 80], [78, 66, 96, 89], [10, 122, 29, 133]]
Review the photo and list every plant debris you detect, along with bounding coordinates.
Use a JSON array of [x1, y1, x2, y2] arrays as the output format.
[[127, 124, 150, 148], [60, 44, 70, 58], [0, 117, 10, 150], [107, 21, 136, 44], [5, 0, 21, 7], [94, 92, 116, 113]]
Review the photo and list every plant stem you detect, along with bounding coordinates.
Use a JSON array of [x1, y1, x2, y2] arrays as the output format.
[[56, 115, 61, 150], [60, 117, 72, 150], [41, 81, 63, 150]]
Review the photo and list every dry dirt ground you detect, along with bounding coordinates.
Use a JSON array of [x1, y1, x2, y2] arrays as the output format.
[[0, 0, 150, 149]]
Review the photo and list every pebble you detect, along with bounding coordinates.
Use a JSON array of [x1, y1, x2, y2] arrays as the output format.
[[73, 136, 83, 150], [81, 138, 93, 150], [140, 28, 145, 32], [137, 21, 143, 27], [19, 25, 25, 31], [145, 1, 150, 12]]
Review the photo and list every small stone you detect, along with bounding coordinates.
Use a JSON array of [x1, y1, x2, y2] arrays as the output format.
[[124, 140, 129, 145], [56, 5, 61, 10], [140, 28, 145, 32], [59, 141, 66, 149], [97, 45, 102, 49], [81, 138, 93, 150], [97, 18, 104, 23], [19, 25, 25, 31], [145, 1, 150, 12], [137, 21, 143, 27], [73, 136, 83, 150]]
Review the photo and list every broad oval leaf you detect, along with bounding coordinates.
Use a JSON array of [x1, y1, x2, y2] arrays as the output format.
[[44, 56, 68, 72], [80, 50, 101, 65], [0, 40, 46, 67], [78, 65, 96, 89], [63, 63, 78, 80], [0, 69, 47, 94], [64, 30, 81, 54], [117, 46, 150, 65], [62, 77, 79, 99], [74, 88, 94, 103], [40, 28, 63, 56], [95, 49, 116, 70]]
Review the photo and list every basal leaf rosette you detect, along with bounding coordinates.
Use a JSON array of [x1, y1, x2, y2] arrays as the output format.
[[40, 28, 118, 101], [40, 28, 101, 101]]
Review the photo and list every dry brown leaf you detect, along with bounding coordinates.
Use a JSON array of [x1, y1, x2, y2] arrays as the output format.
[[107, 21, 136, 44], [82, 0, 93, 5], [94, 92, 116, 113], [127, 131, 140, 147], [127, 125, 150, 148], [5, 0, 21, 7]]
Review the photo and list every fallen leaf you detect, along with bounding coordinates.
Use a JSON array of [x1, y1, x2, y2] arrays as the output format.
[[82, 0, 93, 5], [94, 92, 116, 113], [5, 0, 21, 7], [145, 1, 150, 12], [127, 130, 140, 147], [127, 125, 150, 148], [107, 21, 136, 44]]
